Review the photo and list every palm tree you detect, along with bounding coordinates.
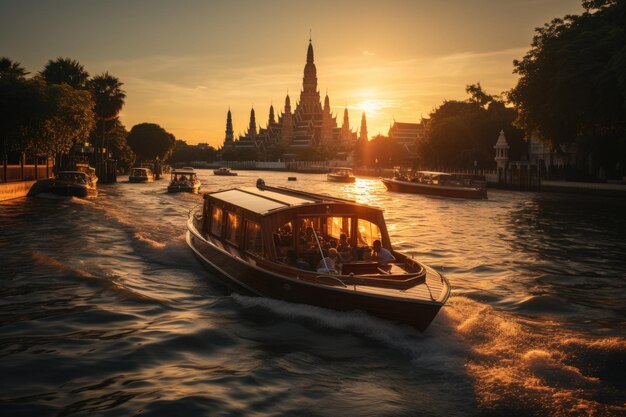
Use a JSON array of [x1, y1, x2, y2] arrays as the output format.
[[89, 72, 126, 122], [40, 57, 89, 89], [88, 72, 126, 181], [0, 57, 29, 80]]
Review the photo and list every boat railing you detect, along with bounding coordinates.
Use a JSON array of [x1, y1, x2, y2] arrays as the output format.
[[313, 275, 347, 288]]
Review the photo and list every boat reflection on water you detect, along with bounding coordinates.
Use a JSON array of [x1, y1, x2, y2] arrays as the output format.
[[187, 178, 450, 331]]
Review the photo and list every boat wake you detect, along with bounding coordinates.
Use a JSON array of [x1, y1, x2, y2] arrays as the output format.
[[445, 296, 625, 417], [230, 293, 466, 373], [31, 251, 158, 302]]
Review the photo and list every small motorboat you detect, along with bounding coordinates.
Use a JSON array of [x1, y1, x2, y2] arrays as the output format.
[[167, 169, 201, 193], [213, 167, 238, 176], [382, 170, 487, 199], [327, 167, 356, 183], [186, 179, 450, 331], [48, 171, 97, 197], [129, 167, 155, 183]]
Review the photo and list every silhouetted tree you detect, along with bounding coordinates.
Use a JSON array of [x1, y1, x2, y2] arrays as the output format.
[[509, 0, 626, 178], [0, 57, 28, 80], [169, 140, 218, 163], [417, 85, 525, 169], [126, 123, 176, 161], [0, 77, 94, 157], [40, 57, 89, 89], [90, 120, 135, 173]]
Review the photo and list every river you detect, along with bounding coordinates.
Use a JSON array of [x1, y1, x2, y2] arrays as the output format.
[[1, 170, 624, 416]]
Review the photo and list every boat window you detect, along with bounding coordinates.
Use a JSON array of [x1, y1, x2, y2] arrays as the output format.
[[274, 221, 293, 257], [210, 205, 223, 236], [357, 219, 381, 248], [225, 211, 242, 245], [245, 220, 262, 255], [326, 217, 351, 240]]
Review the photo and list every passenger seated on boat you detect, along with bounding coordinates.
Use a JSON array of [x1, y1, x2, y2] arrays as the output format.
[[316, 248, 339, 273], [370, 240, 395, 263], [285, 250, 314, 271], [300, 226, 315, 244], [337, 233, 353, 262]]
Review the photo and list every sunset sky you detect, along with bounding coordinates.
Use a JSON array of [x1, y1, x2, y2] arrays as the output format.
[[1, 0, 583, 147]]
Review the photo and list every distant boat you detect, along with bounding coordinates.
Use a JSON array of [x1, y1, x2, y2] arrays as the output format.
[[48, 171, 97, 197], [213, 167, 238, 176], [167, 169, 201, 193], [186, 179, 450, 331], [327, 167, 356, 183], [129, 167, 155, 183], [382, 170, 487, 199]]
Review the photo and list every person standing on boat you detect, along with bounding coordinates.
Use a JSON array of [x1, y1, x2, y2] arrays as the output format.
[[370, 240, 395, 263]]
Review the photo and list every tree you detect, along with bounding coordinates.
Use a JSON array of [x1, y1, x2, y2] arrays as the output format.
[[40, 57, 90, 89], [417, 86, 526, 169], [100, 120, 135, 172], [169, 140, 217, 163], [126, 123, 176, 161], [88, 72, 126, 174], [0, 77, 94, 157], [89, 72, 126, 122], [509, 0, 626, 178], [0, 57, 28, 80]]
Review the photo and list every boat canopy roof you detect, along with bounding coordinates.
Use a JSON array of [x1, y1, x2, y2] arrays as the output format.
[[206, 183, 375, 217], [331, 167, 353, 172], [172, 169, 195, 175], [131, 167, 151, 172]]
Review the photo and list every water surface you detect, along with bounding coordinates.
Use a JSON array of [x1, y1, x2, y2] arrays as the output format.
[[1, 171, 624, 416]]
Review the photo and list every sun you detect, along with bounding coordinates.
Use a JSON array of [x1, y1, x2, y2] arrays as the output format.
[[356, 99, 384, 115]]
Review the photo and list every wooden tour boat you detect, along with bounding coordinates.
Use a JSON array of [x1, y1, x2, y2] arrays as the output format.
[[327, 167, 356, 183], [48, 171, 97, 197], [213, 167, 238, 176], [168, 169, 201, 193], [186, 179, 450, 331], [129, 167, 155, 183], [382, 170, 487, 199]]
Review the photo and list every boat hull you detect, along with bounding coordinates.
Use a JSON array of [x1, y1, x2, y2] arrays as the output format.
[[327, 175, 356, 183], [48, 183, 96, 197], [382, 178, 487, 199], [186, 226, 446, 331], [129, 177, 154, 183], [168, 185, 200, 193]]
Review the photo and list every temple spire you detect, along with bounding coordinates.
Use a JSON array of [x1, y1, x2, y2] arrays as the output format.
[[359, 112, 368, 141], [224, 108, 234, 145], [248, 107, 257, 137], [268, 104, 275, 124], [284, 93, 291, 113]]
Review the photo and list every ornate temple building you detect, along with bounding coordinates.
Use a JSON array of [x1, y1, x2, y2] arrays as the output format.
[[222, 40, 360, 161]]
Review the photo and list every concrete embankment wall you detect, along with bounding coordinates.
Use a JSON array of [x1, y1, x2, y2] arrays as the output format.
[[0, 179, 55, 202], [0, 181, 37, 202]]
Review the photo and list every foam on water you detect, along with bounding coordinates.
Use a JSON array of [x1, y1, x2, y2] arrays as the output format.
[[445, 296, 625, 416]]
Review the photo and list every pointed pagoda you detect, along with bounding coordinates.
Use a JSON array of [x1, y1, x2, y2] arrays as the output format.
[[224, 38, 357, 160], [224, 108, 234, 148], [359, 112, 368, 142]]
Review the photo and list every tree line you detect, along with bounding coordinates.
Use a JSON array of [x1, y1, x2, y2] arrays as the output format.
[[0, 57, 184, 174]]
